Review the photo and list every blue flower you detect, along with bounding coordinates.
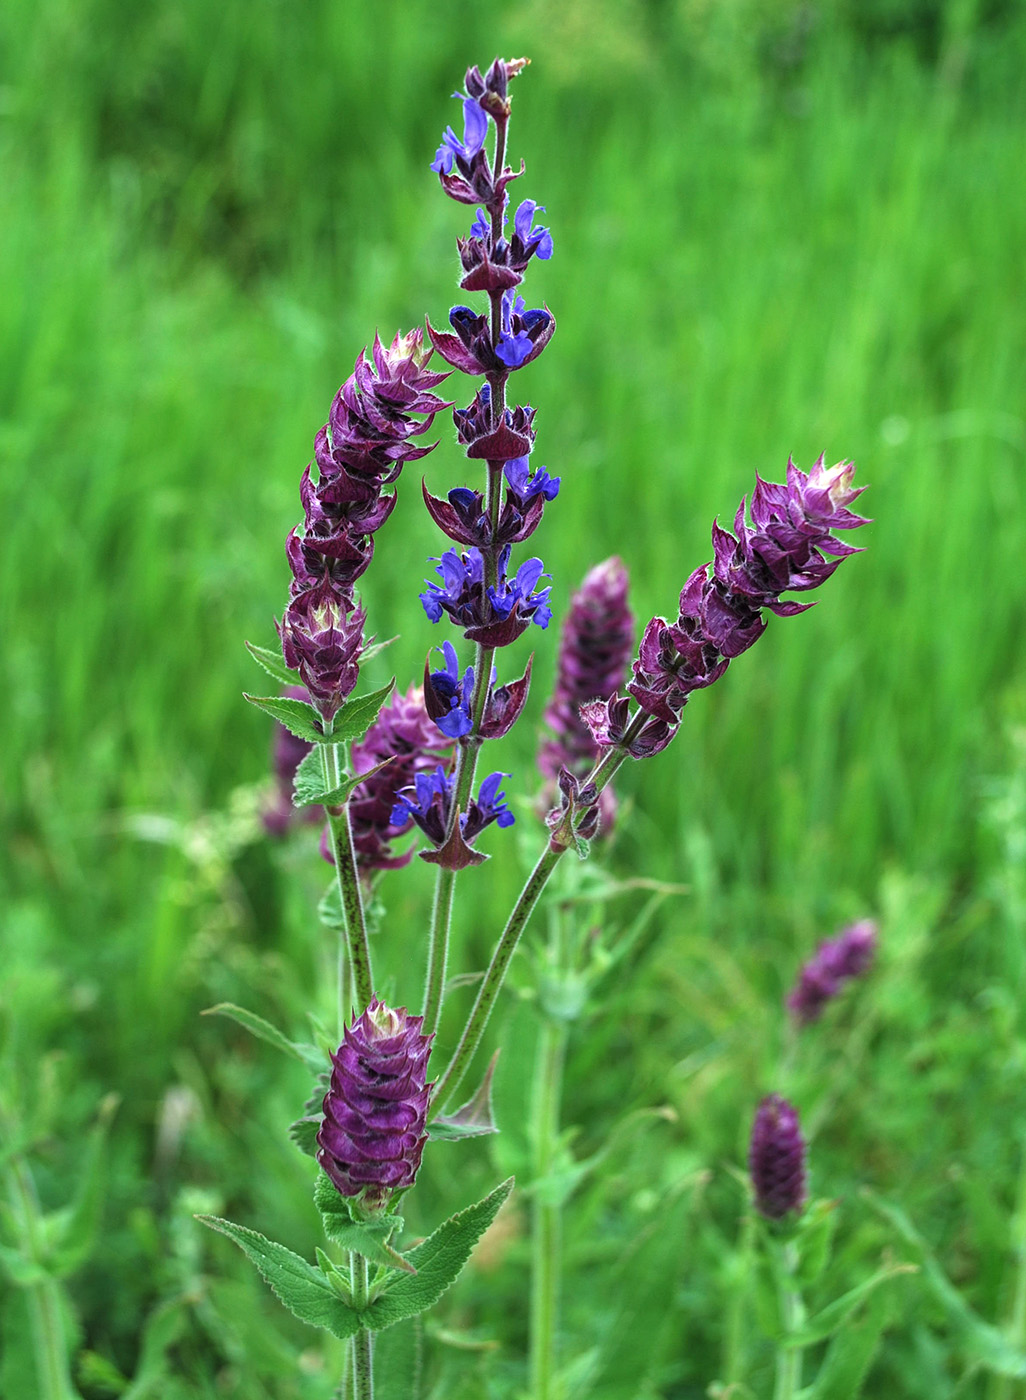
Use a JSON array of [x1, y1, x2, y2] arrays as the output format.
[[504, 455, 561, 505], [488, 547, 553, 630], [475, 772, 515, 828], [428, 641, 476, 739], [496, 292, 533, 368], [514, 199, 553, 259], [391, 765, 452, 830], [469, 208, 491, 240], [431, 95, 489, 175], [420, 545, 552, 635]]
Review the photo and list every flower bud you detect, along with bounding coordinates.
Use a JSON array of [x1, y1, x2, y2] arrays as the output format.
[[787, 919, 878, 1025], [749, 1095, 808, 1220]]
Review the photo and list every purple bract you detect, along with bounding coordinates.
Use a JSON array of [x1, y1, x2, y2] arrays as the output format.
[[317, 999, 433, 1209], [749, 1094, 808, 1220]]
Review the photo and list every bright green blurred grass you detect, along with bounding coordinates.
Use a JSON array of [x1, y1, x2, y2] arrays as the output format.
[[3, 0, 1026, 1394]]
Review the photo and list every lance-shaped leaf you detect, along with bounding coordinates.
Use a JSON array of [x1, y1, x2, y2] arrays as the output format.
[[201, 1003, 323, 1073], [314, 1173, 414, 1274], [428, 1051, 500, 1141], [806, 1286, 890, 1399], [245, 641, 301, 689], [361, 1178, 514, 1332], [293, 747, 395, 809], [782, 1262, 916, 1348], [196, 1216, 363, 1341], [244, 694, 324, 743]]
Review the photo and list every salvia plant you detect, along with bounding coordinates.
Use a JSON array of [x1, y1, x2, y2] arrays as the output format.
[[200, 55, 884, 1399]]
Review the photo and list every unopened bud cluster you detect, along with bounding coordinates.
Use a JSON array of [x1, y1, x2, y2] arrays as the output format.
[[787, 919, 877, 1025]]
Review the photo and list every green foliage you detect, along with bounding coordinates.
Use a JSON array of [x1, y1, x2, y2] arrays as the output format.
[[244, 642, 301, 691], [292, 748, 394, 808]]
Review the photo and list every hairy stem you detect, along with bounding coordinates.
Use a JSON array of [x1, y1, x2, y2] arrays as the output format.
[[321, 733, 373, 1014], [422, 866, 456, 1036], [529, 1013, 568, 1400], [4, 1158, 78, 1400], [773, 1242, 804, 1400], [351, 1254, 374, 1399]]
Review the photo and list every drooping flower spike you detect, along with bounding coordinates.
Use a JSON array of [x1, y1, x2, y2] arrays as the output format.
[[787, 919, 878, 1025]]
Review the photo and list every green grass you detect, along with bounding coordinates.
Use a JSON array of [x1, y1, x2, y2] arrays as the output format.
[[3, 0, 1026, 1394]]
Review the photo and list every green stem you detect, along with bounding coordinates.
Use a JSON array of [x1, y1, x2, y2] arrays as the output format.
[[773, 1242, 804, 1400], [722, 1211, 756, 1387], [529, 1014, 568, 1400], [4, 1158, 78, 1400], [351, 1254, 374, 1399], [435, 742, 631, 1109], [321, 734, 373, 1014], [422, 866, 456, 1035]]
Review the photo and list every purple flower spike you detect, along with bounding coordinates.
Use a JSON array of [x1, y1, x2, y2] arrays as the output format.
[[787, 919, 878, 1025], [317, 999, 433, 1211], [749, 1095, 808, 1220], [539, 557, 634, 832]]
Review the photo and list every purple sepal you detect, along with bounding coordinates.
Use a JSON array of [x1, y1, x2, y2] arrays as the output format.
[[749, 1095, 808, 1220], [279, 579, 365, 721]]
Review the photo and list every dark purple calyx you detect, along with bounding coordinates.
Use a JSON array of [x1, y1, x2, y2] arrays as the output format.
[[749, 1094, 808, 1220], [317, 1000, 433, 1212]]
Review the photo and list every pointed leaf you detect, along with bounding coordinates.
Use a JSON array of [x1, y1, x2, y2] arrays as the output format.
[[294, 749, 395, 808], [784, 1264, 916, 1348], [361, 635, 399, 665], [428, 1051, 500, 1141], [328, 679, 397, 744], [314, 1172, 414, 1274], [362, 1179, 514, 1331], [863, 1190, 1026, 1377], [196, 1215, 363, 1340], [201, 1003, 323, 1071], [244, 694, 324, 743], [288, 1116, 321, 1158], [245, 641, 301, 689], [805, 1287, 889, 1399]]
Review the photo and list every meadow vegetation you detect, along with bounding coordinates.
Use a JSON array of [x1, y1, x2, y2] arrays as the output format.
[[3, 0, 1026, 1394]]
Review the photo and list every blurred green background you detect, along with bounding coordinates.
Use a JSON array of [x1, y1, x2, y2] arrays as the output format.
[[3, 0, 1026, 1394]]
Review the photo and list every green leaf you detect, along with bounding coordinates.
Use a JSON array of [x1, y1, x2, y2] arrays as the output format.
[[245, 641, 301, 689], [293, 749, 395, 808], [289, 1116, 321, 1158], [201, 1002, 323, 1071], [362, 1178, 514, 1331], [428, 1051, 500, 1141], [120, 1295, 192, 1400], [375, 1317, 424, 1400], [805, 1286, 889, 1399], [795, 1198, 839, 1288], [45, 1094, 118, 1278], [328, 679, 396, 744], [196, 1215, 363, 1341], [864, 1190, 1026, 1377], [318, 880, 345, 931], [244, 693, 324, 743], [785, 1263, 916, 1348], [314, 1172, 414, 1274], [0, 1243, 48, 1287]]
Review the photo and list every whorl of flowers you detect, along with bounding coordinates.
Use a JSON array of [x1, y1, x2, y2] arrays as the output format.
[[280, 331, 450, 718], [317, 999, 433, 1209], [787, 918, 878, 1025], [348, 685, 452, 875], [583, 457, 868, 759], [749, 1094, 808, 1220], [538, 558, 634, 832]]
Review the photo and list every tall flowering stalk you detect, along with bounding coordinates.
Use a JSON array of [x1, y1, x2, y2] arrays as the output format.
[[210, 55, 872, 1400]]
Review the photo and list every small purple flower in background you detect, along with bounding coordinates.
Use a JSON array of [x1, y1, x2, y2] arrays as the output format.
[[749, 1094, 808, 1220], [539, 557, 634, 832], [787, 919, 878, 1025], [262, 686, 322, 835], [392, 765, 515, 847], [317, 999, 433, 1210]]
